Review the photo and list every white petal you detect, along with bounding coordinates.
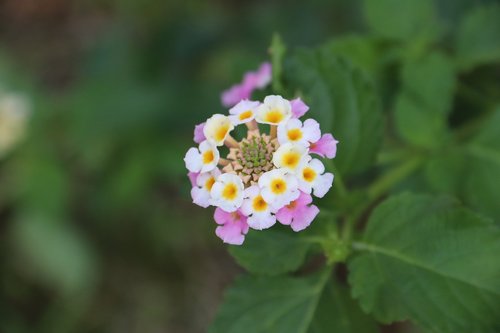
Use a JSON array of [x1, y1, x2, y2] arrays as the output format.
[[247, 212, 276, 230], [184, 147, 202, 172], [302, 119, 321, 143], [313, 173, 334, 198], [191, 187, 210, 208]]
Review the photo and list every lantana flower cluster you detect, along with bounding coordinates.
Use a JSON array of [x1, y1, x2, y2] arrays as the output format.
[[184, 66, 338, 245], [0, 90, 30, 158]]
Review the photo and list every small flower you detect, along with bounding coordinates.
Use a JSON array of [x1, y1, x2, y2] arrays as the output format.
[[228, 100, 260, 126], [221, 62, 272, 108], [259, 168, 300, 210], [241, 185, 277, 230], [203, 114, 234, 146], [290, 98, 309, 118], [256, 95, 292, 125], [310, 133, 339, 159], [210, 173, 245, 212], [272, 142, 309, 174], [276, 192, 319, 232], [191, 169, 221, 208], [214, 208, 249, 245], [184, 140, 220, 173], [277, 118, 321, 147], [297, 158, 334, 198], [193, 122, 206, 144], [187, 85, 338, 245]]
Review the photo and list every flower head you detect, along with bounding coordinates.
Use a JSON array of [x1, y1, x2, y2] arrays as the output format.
[[191, 169, 221, 208], [241, 185, 277, 230], [184, 140, 220, 173], [259, 168, 300, 209], [256, 95, 292, 125], [0, 92, 30, 157], [277, 118, 321, 147], [187, 80, 338, 244], [210, 173, 245, 212], [229, 100, 260, 126], [297, 158, 334, 198]]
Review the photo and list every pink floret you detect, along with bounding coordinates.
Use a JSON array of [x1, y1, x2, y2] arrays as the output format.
[[276, 192, 320, 232], [188, 172, 199, 187], [310, 133, 339, 159], [221, 62, 272, 108], [214, 208, 250, 245], [193, 122, 206, 144], [290, 98, 310, 118]]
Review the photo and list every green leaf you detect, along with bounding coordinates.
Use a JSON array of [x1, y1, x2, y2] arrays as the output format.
[[229, 228, 311, 276], [425, 106, 500, 221], [308, 280, 380, 333], [209, 270, 329, 333], [455, 4, 500, 70], [349, 193, 500, 333], [363, 0, 439, 42], [394, 52, 456, 148], [286, 48, 383, 176]]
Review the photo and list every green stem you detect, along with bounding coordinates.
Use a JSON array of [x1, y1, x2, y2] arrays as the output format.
[[367, 155, 423, 200], [340, 155, 424, 245]]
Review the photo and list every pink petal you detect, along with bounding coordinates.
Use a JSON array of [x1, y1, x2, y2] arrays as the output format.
[[221, 62, 272, 108], [216, 223, 245, 245], [188, 172, 199, 187], [254, 62, 272, 88], [290, 98, 309, 118], [276, 207, 294, 225], [290, 205, 320, 232], [310, 133, 338, 159], [193, 122, 206, 144]]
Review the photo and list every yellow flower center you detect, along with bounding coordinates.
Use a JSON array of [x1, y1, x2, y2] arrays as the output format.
[[239, 110, 253, 121], [205, 177, 216, 191], [215, 124, 230, 142], [202, 150, 214, 164], [252, 195, 268, 212], [303, 167, 316, 182], [222, 183, 238, 200], [281, 152, 300, 169], [264, 109, 284, 124], [287, 128, 303, 141], [270, 178, 287, 195]]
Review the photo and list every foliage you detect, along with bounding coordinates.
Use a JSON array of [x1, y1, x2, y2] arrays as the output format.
[[210, 1, 500, 332], [0, 0, 499, 332]]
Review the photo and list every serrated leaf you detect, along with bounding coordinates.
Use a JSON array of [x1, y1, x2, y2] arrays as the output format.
[[229, 228, 311, 276], [286, 49, 383, 176], [363, 0, 439, 42], [308, 280, 380, 333], [455, 4, 500, 70], [394, 52, 456, 148], [425, 106, 500, 221], [209, 270, 329, 333], [348, 193, 500, 333]]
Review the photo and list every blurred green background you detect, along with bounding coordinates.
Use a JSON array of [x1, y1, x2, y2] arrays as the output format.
[[0, 0, 497, 332]]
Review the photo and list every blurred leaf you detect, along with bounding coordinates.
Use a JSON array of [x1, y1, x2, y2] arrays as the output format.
[[455, 4, 500, 70], [363, 0, 439, 42], [322, 35, 381, 77], [349, 193, 500, 333], [286, 49, 383, 176], [11, 216, 97, 295], [394, 52, 456, 148], [270, 33, 286, 93], [425, 106, 500, 221], [209, 270, 330, 333], [308, 280, 380, 333], [229, 228, 311, 276]]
